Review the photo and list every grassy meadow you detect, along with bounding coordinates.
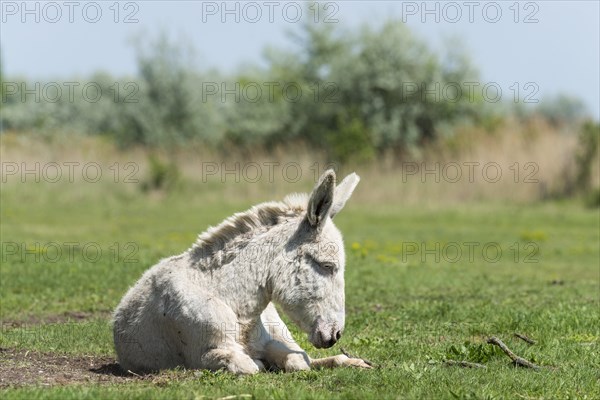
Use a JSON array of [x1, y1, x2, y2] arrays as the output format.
[[0, 132, 599, 399]]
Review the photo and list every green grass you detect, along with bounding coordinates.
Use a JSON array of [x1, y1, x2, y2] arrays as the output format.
[[1, 180, 599, 399]]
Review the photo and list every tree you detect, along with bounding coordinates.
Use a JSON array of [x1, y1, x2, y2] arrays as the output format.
[[115, 32, 224, 147], [536, 94, 589, 126], [261, 18, 482, 162]]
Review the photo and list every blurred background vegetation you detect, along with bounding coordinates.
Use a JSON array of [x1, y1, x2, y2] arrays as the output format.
[[1, 16, 598, 205]]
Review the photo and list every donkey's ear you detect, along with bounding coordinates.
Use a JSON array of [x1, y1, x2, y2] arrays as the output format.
[[330, 172, 360, 219], [307, 169, 336, 229]]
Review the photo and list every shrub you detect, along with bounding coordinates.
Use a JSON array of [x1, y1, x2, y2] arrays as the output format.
[[574, 121, 600, 194], [141, 154, 180, 192]]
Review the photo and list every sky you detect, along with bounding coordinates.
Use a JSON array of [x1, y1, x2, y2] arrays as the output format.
[[1, 1, 599, 119]]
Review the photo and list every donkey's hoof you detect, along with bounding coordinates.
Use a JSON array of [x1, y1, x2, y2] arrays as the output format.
[[284, 353, 311, 372], [227, 355, 261, 375], [252, 359, 266, 371], [345, 357, 373, 369], [228, 363, 260, 375], [334, 354, 372, 369]]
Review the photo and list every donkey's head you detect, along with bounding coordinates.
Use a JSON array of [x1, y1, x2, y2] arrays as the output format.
[[275, 170, 360, 349]]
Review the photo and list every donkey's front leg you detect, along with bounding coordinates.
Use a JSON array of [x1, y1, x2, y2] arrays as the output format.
[[310, 354, 372, 369], [263, 340, 311, 372], [190, 314, 263, 374], [258, 304, 311, 372], [200, 342, 263, 375]]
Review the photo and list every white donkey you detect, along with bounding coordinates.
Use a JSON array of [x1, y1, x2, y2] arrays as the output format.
[[113, 170, 371, 374]]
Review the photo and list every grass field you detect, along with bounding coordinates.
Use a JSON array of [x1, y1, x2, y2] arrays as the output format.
[[1, 167, 599, 398]]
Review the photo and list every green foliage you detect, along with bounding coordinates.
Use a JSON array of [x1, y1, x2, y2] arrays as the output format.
[[445, 341, 501, 363], [0, 34, 225, 147], [0, 74, 140, 135], [263, 20, 483, 161], [325, 111, 375, 164], [0, 19, 591, 167], [222, 72, 293, 149], [519, 230, 548, 242], [584, 187, 600, 208], [114, 33, 224, 148], [0, 46, 4, 109], [0, 20, 483, 160], [140, 154, 180, 192], [574, 120, 600, 194], [536, 94, 589, 126]]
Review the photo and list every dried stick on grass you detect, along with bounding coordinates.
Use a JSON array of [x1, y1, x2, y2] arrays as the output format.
[[443, 359, 487, 369], [340, 347, 374, 367], [514, 333, 536, 345], [487, 336, 540, 370], [126, 369, 143, 378]]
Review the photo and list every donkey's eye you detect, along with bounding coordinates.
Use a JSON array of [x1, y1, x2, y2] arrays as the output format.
[[320, 262, 336, 271], [306, 255, 336, 274]]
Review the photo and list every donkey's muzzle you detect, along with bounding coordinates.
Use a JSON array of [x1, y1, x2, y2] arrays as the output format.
[[310, 319, 343, 349], [326, 329, 343, 348]]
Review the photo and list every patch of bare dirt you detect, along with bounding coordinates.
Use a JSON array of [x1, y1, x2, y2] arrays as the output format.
[[0, 348, 137, 388], [1, 311, 112, 329]]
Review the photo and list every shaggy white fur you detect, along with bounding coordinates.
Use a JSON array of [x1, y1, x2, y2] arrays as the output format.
[[113, 170, 371, 374]]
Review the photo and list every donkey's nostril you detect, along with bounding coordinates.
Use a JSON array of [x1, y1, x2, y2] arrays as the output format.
[[335, 330, 342, 340]]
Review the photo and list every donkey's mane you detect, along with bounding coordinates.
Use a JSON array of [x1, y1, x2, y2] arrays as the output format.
[[188, 193, 309, 260]]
